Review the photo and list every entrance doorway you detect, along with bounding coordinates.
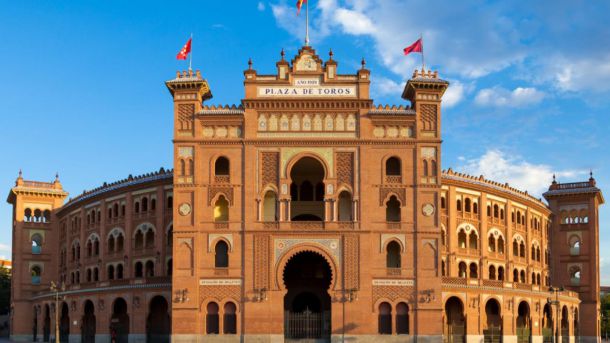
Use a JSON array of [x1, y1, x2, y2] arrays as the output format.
[[444, 297, 465, 343], [283, 251, 331, 342], [81, 300, 96, 343], [60, 303, 69, 343], [43, 305, 50, 342], [146, 296, 171, 343], [110, 298, 129, 343]]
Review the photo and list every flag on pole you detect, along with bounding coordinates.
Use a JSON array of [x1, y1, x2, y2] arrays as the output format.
[[403, 38, 423, 56], [296, 0, 307, 15], [176, 38, 192, 60]]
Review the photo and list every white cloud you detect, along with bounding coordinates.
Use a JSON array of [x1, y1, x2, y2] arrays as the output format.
[[442, 80, 472, 108], [333, 8, 376, 35], [371, 76, 404, 97], [541, 55, 610, 93], [258, 2, 266, 11], [0, 243, 10, 255], [457, 149, 584, 197], [474, 86, 545, 108]]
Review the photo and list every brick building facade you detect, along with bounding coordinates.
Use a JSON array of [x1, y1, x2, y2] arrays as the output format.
[[7, 45, 604, 343]]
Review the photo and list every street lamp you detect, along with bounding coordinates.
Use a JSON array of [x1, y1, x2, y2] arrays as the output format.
[[547, 286, 564, 343], [50, 281, 65, 343]]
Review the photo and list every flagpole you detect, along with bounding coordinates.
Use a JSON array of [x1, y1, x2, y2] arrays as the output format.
[[189, 33, 193, 71], [420, 33, 425, 71], [305, 0, 310, 46]]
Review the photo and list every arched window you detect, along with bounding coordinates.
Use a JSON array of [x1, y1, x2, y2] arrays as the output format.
[[145, 260, 154, 277], [489, 265, 496, 280], [464, 198, 471, 212], [290, 183, 298, 201], [167, 196, 173, 209], [385, 157, 401, 176], [31, 265, 42, 285], [263, 191, 278, 222], [134, 231, 144, 250], [223, 302, 237, 334], [93, 268, 99, 282], [532, 272, 536, 285], [423, 160, 429, 176], [441, 260, 446, 276], [167, 259, 173, 276], [113, 203, 119, 217], [469, 232, 478, 250], [134, 202, 140, 213], [513, 269, 519, 283], [315, 182, 324, 201], [500, 209, 504, 220], [299, 181, 314, 201], [569, 236, 581, 255], [473, 202, 478, 214], [86, 240, 92, 257], [520, 270, 526, 283], [107, 265, 115, 280], [214, 195, 229, 222], [145, 230, 155, 248], [498, 266, 504, 281], [519, 242, 525, 258], [458, 262, 467, 278], [458, 230, 467, 249], [513, 240, 519, 256], [34, 209, 42, 222], [570, 266, 581, 285], [116, 264, 124, 279], [215, 157, 230, 176], [488, 236, 496, 252], [441, 197, 446, 209], [531, 246, 536, 260], [493, 204, 499, 218], [338, 191, 353, 221], [151, 198, 156, 211], [396, 302, 409, 335], [24, 208, 32, 222], [385, 196, 401, 222], [179, 159, 186, 176], [386, 241, 401, 268], [206, 302, 220, 334], [31, 234, 43, 254], [469, 263, 478, 279], [457, 199, 462, 211], [135, 262, 143, 278], [487, 205, 492, 217], [537, 273, 541, 285], [215, 241, 229, 268], [498, 237, 505, 255], [378, 302, 392, 334], [142, 197, 148, 212], [86, 269, 92, 282], [43, 210, 51, 222]]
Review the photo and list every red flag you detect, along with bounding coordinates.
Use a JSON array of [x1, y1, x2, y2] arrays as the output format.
[[176, 38, 192, 60], [296, 0, 307, 15], [403, 38, 423, 56]]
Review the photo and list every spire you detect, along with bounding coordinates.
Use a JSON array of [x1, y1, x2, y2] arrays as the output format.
[[18, 169, 22, 179], [281, 48, 285, 61], [361, 57, 366, 69], [329, 49, 333, 61], [248, 58, 253, 70]]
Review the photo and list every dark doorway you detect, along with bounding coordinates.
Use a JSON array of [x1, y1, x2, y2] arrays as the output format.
[[110, 298, 129, 343], [517, 302, 531, 343], [146, 296, 171, 343], [484, 299, 502, 343], [283, 251, 331, 342], [60, 303, 70, 343], [32, 307, 37, 342], [444, 297, 465, 343], [81, 300, 95, 343], [43, 305, 50, 342], [290, 157, 325, 221]]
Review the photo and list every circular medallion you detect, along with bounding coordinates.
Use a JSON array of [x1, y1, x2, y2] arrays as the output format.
[[178, 203, 191, 216], [422, 203, 435, 217]]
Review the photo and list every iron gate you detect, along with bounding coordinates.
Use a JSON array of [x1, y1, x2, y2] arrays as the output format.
[[444, 324, 465, 343], [542, 328, 553, 343], [517, 328, 531, 343], [285, 310, 330, 341], [484, 325, 502, 343]]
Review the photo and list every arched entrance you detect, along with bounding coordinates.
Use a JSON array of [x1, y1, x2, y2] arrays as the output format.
[[561, 306, 569, 343], [542, 304, 553, 343], [146, 295, 171, 343], [283, 251, 331, 342], [444, 297, 465, 343], [81, 300, 96, 343], [290, 157, 326, 221], [110, 298, 129, 343], [60, 302, 69, 343], [516, 302, 531, 343], [32, 307, 37, 342], [43, 305, 50, 342], [484, 299, 502, 343]]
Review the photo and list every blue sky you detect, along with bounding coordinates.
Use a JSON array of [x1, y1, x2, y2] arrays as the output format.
[[1, 1, 609, 283]]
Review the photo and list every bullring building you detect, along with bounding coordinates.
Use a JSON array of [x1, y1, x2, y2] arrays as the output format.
[[7, 45, 604, 343]]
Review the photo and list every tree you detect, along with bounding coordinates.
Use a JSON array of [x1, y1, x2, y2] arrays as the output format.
[[602, 294, 610, 340]]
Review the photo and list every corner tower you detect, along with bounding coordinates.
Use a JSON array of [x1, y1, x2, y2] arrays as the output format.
[[544, 174, 604, 343], [6, 172, 67, 341]]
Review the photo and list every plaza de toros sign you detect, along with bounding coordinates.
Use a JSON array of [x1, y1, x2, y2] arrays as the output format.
[[257, 77, 357, 98]]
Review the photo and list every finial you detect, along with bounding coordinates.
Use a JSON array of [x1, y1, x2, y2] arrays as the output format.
[[590, 169, 593, 178], [248, 58, 253, 70], [18, 169, 22, 178], [281, 48, 285, 61], [329, 49, 333, 60], [361, 57, 366, 69], [55, 172, 59, 182]]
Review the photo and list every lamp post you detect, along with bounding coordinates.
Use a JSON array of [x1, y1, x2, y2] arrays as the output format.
[[547, 286, 564, 343], [50, 281, 65, 343]]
